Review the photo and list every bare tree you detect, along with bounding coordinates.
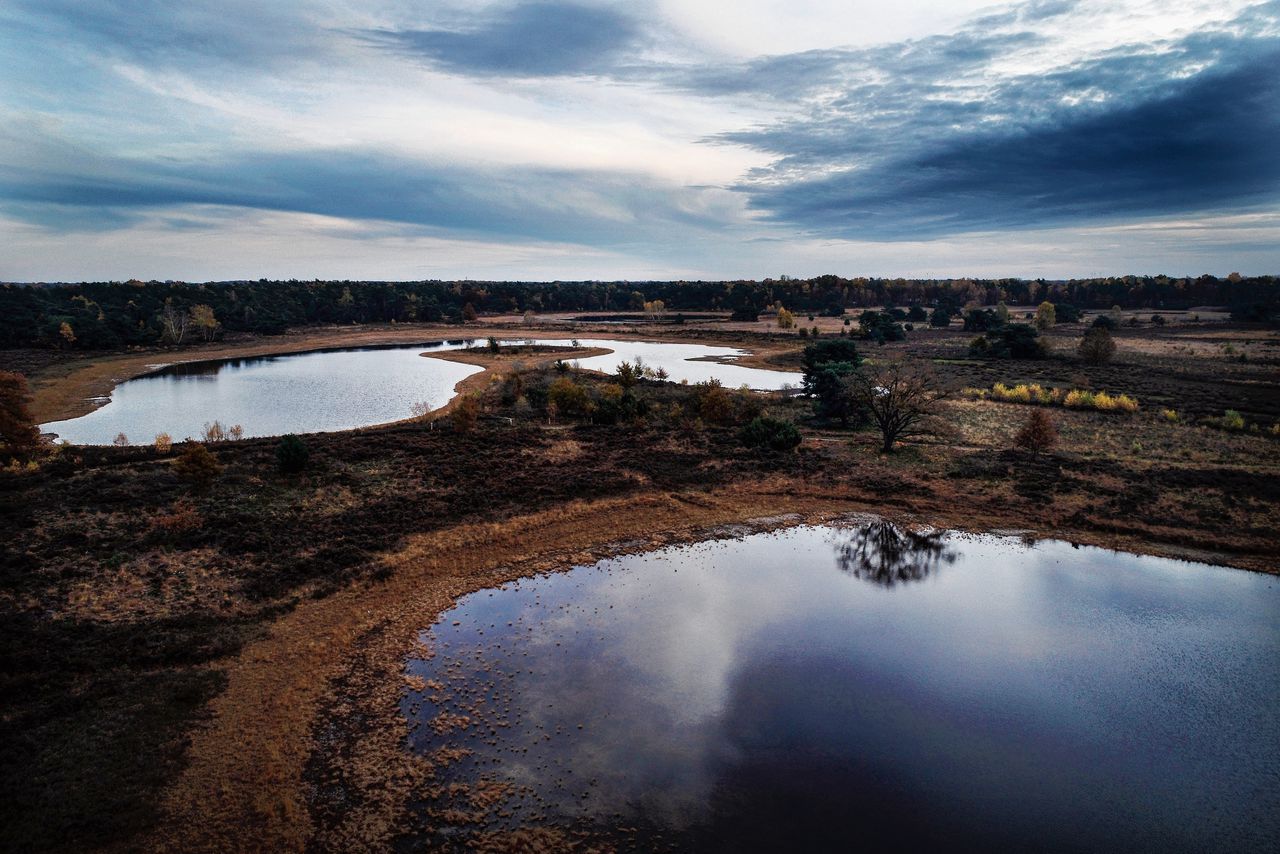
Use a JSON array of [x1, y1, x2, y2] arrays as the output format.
[[160, 299, 189, 344], [845, 360, 950, 452]]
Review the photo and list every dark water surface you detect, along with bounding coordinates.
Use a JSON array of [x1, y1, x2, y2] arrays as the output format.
[[403, 523, 1279, 852]]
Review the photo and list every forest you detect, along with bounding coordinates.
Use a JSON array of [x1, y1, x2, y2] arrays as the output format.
[[1, 274, 1276, 350]]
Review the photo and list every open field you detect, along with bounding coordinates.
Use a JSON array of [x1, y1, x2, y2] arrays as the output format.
[[2, 316, 1277, 852]]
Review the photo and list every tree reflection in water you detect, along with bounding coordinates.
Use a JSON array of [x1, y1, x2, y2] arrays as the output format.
[[834, 521, 957, 587]]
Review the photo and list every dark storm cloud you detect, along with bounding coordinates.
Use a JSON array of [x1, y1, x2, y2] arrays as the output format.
[[361, 2, 645, 77], [735, 47, 1280, 238], [704, 2, 1280, 238]]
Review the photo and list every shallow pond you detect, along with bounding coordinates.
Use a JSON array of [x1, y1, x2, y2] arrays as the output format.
[[403, 522, 1279, 852], [40, 338, 800, 444]]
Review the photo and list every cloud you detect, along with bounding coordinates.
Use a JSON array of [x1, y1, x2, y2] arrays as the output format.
[[0, 125, 740, 248], [361, 1, 646, 77], [708, 2, 1280, 238], [1, 0, 331, 69]]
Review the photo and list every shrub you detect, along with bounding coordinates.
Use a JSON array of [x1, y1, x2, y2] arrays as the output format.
[[547, 377, 590, 416], [1034, 302, 1056, 330], [1014, 409, 1057, 457], [276, 434, 309, 473], [0, 371, 42, 461], [859, 310, 906, 343], [202, 421, 226, 442], [1091, 314, 1117, 330], [929, 306, 954, 327], [907, 305, 928, 322], [173, 443, 222, 487], [487, 336, 501, 354], [1221, 409, 1246, 431], [151, 498, 203, 536], [973, 324, 1044, 359], [614, 361, 643, 388], [696, 379, 735, 425], [452, 394, 482, 432], [1078, 327, 1116, 365], [1053, 303, 1082, 323], [1161, 409, 1179, 423], [154, 432, 173, 454], [739, 416, 802, 452], [777, 307, 796, 329]]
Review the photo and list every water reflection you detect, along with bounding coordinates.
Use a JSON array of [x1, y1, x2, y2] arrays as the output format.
[[41, 338, 801, 444], [833, 521, 957, 586], [397, 525, 1279, 852]]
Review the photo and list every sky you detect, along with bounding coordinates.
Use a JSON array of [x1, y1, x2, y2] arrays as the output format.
[[0, 0, 1277, 281]]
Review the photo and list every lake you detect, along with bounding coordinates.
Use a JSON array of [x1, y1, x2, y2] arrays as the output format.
[[402, 522, 1279, 852], [40, 338, 801, 444]]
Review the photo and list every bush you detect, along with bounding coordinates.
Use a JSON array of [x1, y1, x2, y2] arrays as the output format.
[[276, 434, 309, 473], [154, 432, 173, 454], [173, 443, 222, 487], [1034, 302, 1056, 330], [858, 310, 906, 343], [929, 306, 954, 327], [1014, 409, 1057, 457], [150, 498, 204, 536], [1161, 409, 1179, 423], [1063, 389, 1138, 413], [739, 416, 802, 452], [0, 371, 42, 461], [696, 379, 735, 425], [972, 324, 1044, 359], [1078, 327, 1116, 365], [1091, 314, 1117, 330], [1221, 409, 1246, 431], [452, 395, 481, 432], [907, 305, 928, 322], [547, 377, 590, 416], [965, 308, 1001, 331]]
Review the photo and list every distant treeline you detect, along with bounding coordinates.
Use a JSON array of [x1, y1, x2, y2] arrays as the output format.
[[1, 274, 1276, 350]]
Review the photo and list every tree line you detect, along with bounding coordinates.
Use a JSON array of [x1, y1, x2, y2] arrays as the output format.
[[1, 273, 1274, 350]]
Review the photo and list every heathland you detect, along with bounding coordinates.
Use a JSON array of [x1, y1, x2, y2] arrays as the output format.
[[1, 279, 1277, 852]]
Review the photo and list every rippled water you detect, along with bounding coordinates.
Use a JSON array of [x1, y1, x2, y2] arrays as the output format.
[[40, 338, 801, 444], [403, 523, 1279, 852]]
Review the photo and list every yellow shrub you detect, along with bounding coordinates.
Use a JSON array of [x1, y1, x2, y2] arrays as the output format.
[[1161, 409, 1179, 423], [1064, 389, 1095, 408]]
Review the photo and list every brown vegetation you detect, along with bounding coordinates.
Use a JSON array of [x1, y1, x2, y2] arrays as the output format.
[[0, 370, 42, 460], [1, 316, 1277, 853]]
